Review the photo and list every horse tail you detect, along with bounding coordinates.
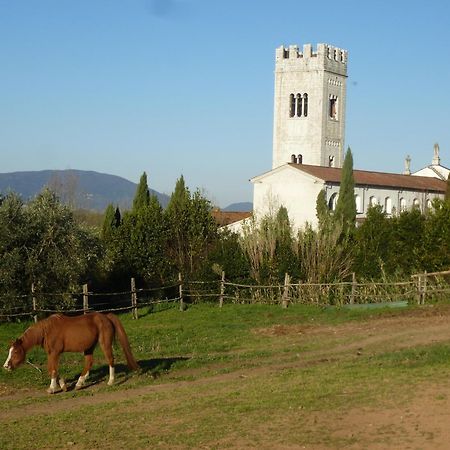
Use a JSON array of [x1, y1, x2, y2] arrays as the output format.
[[106, 313, 140, 371]]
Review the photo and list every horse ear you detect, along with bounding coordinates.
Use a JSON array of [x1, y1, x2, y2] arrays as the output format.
[[14, 338, 23, 346]]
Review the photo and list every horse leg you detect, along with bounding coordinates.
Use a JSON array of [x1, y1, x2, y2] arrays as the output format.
[[75, 353, 93, 390], [47, 353, 61, 394], [99, 334, 115, 386]]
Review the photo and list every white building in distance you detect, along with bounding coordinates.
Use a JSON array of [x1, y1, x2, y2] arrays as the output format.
[[248, 43, 448, 230]]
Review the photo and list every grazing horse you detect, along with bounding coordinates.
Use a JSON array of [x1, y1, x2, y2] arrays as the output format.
[[3, 312, 139, 393]]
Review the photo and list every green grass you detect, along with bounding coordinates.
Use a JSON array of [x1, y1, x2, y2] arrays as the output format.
[[1, 302, 450, 448]]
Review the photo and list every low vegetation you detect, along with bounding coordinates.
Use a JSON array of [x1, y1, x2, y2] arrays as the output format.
[[2, 302, 450, 448]]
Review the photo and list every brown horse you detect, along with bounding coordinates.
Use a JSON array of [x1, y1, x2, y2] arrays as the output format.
[[3, 312, 139, 393]]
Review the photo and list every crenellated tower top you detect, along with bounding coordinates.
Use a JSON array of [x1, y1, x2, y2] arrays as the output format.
[[275, 43, 348, 77]]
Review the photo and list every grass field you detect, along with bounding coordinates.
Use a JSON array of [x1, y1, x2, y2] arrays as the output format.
[[2, 302, 450, 449]]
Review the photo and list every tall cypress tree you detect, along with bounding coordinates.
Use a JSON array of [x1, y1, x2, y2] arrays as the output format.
[[132, 172, 150, 212], [334, 147, 356, 234]]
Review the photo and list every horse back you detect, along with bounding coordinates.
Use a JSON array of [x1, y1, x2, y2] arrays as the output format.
[[44, 313, 113, 353]]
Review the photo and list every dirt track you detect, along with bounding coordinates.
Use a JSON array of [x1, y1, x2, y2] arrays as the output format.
[[3, 306, 450, 449]]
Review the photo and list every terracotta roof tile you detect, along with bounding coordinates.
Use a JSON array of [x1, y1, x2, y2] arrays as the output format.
[[290, 163, 446, 193], [212, 210, 252, 226]]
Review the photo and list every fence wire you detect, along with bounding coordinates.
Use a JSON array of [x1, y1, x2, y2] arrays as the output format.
[[1, 271, 450, 320]]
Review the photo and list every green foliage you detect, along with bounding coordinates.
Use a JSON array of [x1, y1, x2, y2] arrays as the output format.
[[354, 205, 393, 279], [295, 221, 353, 284], [334, 147, 356, 234], [205, 230, 250, 281], [165, 176, 218, 277], [421, 199, 450, 271], [388, 208, 425, 275], [0, 190, 101, 313], [315, 189, 330, 228], [132, 172, 150, 212], [121, 194, 169, 284], [239, 206, 298, 283]]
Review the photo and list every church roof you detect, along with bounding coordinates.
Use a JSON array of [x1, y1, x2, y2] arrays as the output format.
[[289, 163, 447, 193], [211, 210, 252, 226]]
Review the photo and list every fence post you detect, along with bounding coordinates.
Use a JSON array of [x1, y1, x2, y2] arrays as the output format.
[[282, 273, 290, 308], [422, 271, 427, 305], [179, 273, 184, 311], [31, 283, 37, 323], [350, 272, 357, 305], [219, 271, 225, 308], [131, 277, 138, 319], [83, 284, 89, 314], [415, 274, 422, 305]]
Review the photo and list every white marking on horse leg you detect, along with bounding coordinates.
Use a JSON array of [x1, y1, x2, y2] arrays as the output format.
[[47, 377, 59, 394], [59, 377, 67, 392], [3, 347, 13, 370], [107, 366, 115, 386], [75, 371, 89, 389]]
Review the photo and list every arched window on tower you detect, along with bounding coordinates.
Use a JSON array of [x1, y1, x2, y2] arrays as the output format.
[[296, 94, 302, 117], [329, 95, 338, 119], [297, 154, 303, 164], [303, 93, 308, 117], [289, 94, 295, 117]]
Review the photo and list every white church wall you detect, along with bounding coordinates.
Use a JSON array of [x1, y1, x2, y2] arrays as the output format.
[[413, 166, 449, 181], [325, 184, 443, 217], [253, 166, 323, 230]]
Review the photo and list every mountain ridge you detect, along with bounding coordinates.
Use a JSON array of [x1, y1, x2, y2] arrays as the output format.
[[0, 169, 252, 212], [0, 169, 170, 211]]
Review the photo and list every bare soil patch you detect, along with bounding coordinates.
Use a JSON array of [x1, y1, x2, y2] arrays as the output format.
[[3, 305, 450, 449]]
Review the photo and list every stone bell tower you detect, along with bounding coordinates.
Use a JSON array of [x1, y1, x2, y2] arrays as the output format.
[[272, 43, 348, 169]]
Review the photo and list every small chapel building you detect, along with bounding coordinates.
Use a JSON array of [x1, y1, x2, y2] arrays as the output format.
[[246, 43, 448, 230]]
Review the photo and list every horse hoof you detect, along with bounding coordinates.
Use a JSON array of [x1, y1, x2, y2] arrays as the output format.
[[75, 384, 83, 390], [46, 388, 57, 394]]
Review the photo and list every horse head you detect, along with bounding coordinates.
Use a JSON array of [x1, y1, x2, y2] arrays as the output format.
[[3, 339, 26, 371]]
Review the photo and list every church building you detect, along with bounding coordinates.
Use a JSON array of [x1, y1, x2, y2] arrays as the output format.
[[246, 43, 448, 230]]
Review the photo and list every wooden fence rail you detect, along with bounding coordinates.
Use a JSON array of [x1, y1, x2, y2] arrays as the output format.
[[1, 269, 450, 321]]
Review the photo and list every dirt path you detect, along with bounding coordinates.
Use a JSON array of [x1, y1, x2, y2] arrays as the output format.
[[3, 306, 450, 449]]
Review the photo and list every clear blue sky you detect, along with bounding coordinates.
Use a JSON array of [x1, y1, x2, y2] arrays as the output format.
[[1, 0, 449, 208]]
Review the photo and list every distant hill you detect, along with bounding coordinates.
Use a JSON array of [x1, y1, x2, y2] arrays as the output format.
[[223, 202, 253, 212], [0, 170, 170, 212]]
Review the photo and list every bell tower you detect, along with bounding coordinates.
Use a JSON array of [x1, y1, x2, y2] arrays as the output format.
[[272, 43, 348, 169]]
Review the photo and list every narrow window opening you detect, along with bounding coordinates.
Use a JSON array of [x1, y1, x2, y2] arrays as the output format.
[[297, 154, 303, 164], [329, 96, 337, 119], [291, 154, 297, 163], [328, 155, 335, 167], [289, 94, 295, 117], [296, 94, 302, 117], [303, 93, 308, 117]]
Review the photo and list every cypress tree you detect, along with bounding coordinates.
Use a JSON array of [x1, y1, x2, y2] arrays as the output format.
[[334, 147, 356, 234], [101, 204, 121, 242], [315, 189, 331, 230], [132, 172, 150, 212]]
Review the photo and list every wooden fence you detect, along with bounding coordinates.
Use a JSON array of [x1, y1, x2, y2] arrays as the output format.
[[1, 270, 450, 321]]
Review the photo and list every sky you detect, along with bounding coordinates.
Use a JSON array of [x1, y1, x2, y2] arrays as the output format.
[[1, 0, 449, 208]]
